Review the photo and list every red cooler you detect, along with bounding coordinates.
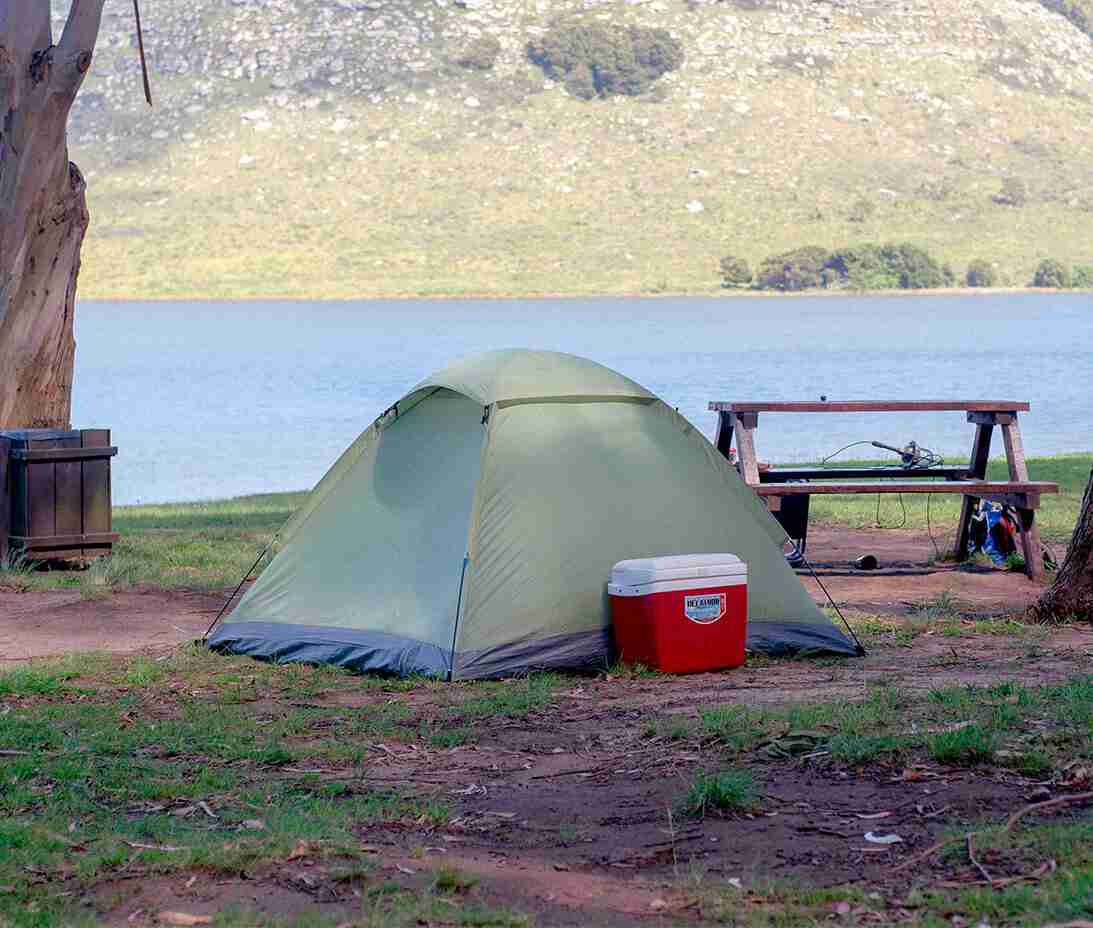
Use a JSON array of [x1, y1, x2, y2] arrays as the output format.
[[608, 554, 747, 673]]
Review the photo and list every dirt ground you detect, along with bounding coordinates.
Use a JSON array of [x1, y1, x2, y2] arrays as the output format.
[[3, 526, 1090, 925], [0, 526, 1052, 663], [88, 626, 1093, 927]]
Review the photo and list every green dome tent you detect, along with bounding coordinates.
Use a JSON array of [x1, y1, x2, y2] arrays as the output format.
[[208, 349, 859, 679]]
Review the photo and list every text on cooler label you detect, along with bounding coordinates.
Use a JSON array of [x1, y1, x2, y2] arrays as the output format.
[[684, 593, 726, 624]]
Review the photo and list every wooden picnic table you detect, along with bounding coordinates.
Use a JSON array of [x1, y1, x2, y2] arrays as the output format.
[[707, 401, 1059, 579]]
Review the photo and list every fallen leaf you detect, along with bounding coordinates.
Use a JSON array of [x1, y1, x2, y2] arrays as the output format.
[[649, 898, 668, 911], [240, 819, 265, 831], [864, 832, 903, 845], [159, 912, 212, 926], [835, 901, 852, 915], [553, 863, 570, 872], [396, 865, 415, 875]]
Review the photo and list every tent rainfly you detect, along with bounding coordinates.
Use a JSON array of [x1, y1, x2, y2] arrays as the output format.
[[208, 350, 860, 679]]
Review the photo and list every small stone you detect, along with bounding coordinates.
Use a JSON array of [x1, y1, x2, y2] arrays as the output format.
[[685, 200, 704, 213], [464, 96, 480, 108]]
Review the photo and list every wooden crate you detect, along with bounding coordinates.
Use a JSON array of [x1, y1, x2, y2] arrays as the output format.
[[0, 429, 119, 564]]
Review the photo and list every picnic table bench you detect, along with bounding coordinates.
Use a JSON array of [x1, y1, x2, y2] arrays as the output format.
[[708, 401, 1059, 579]]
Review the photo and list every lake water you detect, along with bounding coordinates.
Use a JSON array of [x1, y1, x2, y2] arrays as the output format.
[[72, 294, 1093, 506]]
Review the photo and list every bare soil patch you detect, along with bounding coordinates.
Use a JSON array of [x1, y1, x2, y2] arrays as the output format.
[[4, 525, 1092, 925], [77, 624, 1093, 926]]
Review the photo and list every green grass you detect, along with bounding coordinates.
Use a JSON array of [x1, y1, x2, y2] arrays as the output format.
[[444, 673, 559, 723], [927, 723, 998, 766], [691, 676, 1093, 772], [0, 648, 465, 926], [680, 768, 758, 817]]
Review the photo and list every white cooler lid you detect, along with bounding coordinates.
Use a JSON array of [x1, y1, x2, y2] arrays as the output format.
[[610, 553, 746, 586]]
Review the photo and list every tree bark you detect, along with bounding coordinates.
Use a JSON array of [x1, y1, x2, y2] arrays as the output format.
[[0, 0, 106, 428], [1032, 466, 1093, 621]]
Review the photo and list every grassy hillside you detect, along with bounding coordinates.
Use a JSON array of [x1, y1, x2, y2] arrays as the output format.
[[66, 0, 1093, 298]]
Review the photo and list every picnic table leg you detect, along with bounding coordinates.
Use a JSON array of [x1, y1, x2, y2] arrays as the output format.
[[733, 412, 760, 486], [714, 411, 735, 460], [954, 421, 994, 561], [1001, 416, 1044, 580]]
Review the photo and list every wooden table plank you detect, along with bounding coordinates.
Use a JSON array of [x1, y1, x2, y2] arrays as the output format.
[[754, 480, 1058, 496], [760, 466, 969, 481], [709, 401, 1031, 413]]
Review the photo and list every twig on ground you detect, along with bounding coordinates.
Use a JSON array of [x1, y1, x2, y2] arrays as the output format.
[[529, 767, 602, 780], [966, 831, 992, 883], [892, 836, 962, 873], [1004, 792, 1093, 833], [123, 841, 188, 852], [935, 858, 1056, 889]]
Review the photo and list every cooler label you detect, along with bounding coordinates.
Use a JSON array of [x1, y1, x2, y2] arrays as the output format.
[[684, 593, 726, 624]]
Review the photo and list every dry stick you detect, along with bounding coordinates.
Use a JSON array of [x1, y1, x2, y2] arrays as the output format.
[[891, 836, 963, 873], [966, 831, 992, 883], [1004, 792, 1093, 834]]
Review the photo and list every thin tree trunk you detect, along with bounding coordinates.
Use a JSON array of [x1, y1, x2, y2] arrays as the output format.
[[0, 0, 107, 428], [1032, 466, 1093, 621]]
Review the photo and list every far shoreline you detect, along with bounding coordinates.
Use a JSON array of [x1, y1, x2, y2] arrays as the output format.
[[78, 286, 1093, 304]]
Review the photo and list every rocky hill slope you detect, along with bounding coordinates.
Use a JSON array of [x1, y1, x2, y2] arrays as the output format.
[[63, 0, 1093, 298]]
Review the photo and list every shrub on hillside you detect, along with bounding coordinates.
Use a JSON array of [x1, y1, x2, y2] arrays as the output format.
[[1032, 258, 1071, 288], [755, 246, 833, 291], [877, 242, 954, 289], [527, 21, 684, 99], [965, 260, 999, 288], [754, 242, 954, 291], [455, 36, 502, 71], [993, 177, 1028, 207], [1071, 263, 1093, 288], [826, 244, 899, 290], [719, 255, 752, 288]]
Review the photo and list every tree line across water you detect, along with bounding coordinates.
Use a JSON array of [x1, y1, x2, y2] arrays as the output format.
[[719, 245, 1093, 292]]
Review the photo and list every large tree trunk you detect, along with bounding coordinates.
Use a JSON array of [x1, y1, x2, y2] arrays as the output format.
[[0, 0, 106, 428], [1032, 466, 1093, 621]]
